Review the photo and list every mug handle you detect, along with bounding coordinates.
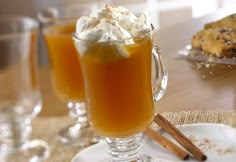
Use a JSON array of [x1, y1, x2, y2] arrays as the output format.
[[152, 45, 168, 102]]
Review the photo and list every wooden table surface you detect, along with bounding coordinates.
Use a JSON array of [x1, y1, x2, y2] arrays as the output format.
[[39, 7, 236, 117]]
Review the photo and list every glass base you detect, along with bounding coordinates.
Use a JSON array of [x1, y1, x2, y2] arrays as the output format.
[[105, 133, 162, 162], [58, 124, 100, 147], [103, 154, 161, 162], [0, 139, 50, 162]]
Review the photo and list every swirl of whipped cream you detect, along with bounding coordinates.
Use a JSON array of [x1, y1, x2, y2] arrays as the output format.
[[76, 5, 152, 42]]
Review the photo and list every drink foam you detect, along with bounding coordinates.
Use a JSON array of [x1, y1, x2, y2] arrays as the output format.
[[76, 5, 152, 42], [75, 5, 152, 57]]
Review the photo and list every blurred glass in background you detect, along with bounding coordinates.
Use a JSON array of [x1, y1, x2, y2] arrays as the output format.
[[0, 15, 50, 162], [38, 5, 101, 147]]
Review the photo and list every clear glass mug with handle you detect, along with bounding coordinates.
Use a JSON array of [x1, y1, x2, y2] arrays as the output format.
[[37, 4, 103, 147], [73, 26, 168, 161], [0, 16, 50, 162]]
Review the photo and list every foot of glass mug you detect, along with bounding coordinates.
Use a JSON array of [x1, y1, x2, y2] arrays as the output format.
[[105, 133, 164, 162], [57, 124, 100, 147], [103, 154, 163, 162], [0, 139, 50, 162]]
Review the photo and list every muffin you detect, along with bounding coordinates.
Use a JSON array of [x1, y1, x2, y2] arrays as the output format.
[[191, 13, 236, 57], [204, 13, 236, 29]]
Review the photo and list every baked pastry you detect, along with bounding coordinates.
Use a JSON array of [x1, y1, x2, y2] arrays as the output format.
[[191, 28, 236, 57], [204, 13, 236, 29]]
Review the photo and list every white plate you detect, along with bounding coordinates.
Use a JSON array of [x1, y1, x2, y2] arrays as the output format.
[[72, 123, 236, 162], [177, 45, 236, 65]]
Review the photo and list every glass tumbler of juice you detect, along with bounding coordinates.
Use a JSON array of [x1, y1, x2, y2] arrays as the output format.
[[73, 27, 168, 161], [43, 20, 99, 147]]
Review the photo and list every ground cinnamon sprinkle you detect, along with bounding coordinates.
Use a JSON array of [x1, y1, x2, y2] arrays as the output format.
[[188, 135, 235, 156], [216, 147, 235, 155], [188, 135, 198, 143]]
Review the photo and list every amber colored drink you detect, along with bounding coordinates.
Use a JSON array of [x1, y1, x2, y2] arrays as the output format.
[[44, 22, 85, 101], [78, 35, 154, 138]]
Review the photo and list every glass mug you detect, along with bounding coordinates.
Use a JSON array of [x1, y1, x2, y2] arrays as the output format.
[[38, 6, 100, 147], [0, 16, 50, 161], [73, 26, 168, 161]]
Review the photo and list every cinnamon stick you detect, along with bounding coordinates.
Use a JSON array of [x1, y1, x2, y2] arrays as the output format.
[[144, 128, 189, 160], [154, 114, 207, 161]]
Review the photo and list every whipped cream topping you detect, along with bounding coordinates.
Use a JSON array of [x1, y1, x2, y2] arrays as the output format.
[[76, 5, 152, 42]]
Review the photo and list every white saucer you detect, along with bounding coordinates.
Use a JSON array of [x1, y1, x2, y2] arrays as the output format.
[[72, 123, 236, 162]]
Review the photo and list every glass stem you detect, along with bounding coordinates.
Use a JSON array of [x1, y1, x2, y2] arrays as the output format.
[[105, 133, 143, 162], [68, 101, 89, 127], [0, 118, 32, 153]]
